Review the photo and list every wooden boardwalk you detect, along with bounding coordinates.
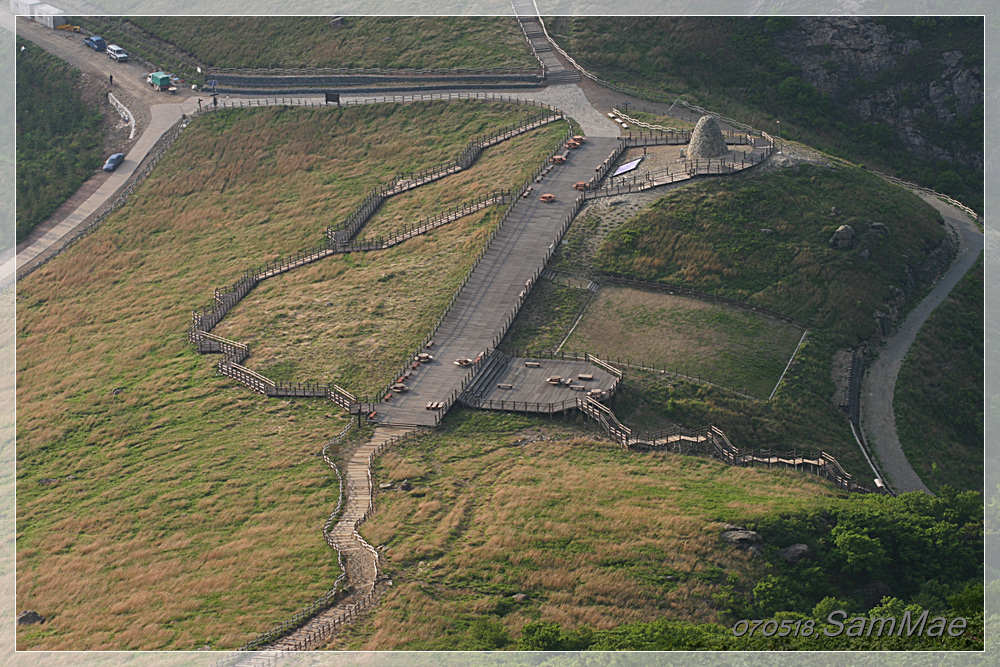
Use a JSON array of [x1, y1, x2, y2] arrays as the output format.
[[373, 137, 622, 426]]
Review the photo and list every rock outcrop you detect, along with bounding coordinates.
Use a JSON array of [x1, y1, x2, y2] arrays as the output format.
[[778, 543, 812, 563], [829, 224, 855, 248], [721, 529, 764, 556], [17, 610, 45, 626]]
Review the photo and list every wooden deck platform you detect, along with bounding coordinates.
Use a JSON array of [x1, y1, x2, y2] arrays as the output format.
[[470, 358, 618, 413]]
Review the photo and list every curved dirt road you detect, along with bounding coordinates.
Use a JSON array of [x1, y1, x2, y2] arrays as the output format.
[[860, 196, 983, 494]]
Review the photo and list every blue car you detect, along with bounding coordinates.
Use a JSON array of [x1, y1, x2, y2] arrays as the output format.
[[103, 153, 124, 172]]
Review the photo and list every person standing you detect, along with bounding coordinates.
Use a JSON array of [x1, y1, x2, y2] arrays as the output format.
[[109, 73, 113, 86]]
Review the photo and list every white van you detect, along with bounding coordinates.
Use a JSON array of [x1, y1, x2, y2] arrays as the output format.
[[106, 45, 128, 62]]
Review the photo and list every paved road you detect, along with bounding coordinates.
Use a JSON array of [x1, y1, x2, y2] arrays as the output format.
[[4, 16, 201, 282], [860, 196, 983, 494]]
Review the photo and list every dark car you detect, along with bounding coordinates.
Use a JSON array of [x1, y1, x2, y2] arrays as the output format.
[[83, 35, 106, 51], [103, 153, 124, 172]]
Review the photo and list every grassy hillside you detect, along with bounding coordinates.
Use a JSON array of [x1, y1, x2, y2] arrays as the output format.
[[895, 256, 983, 493], [502, 163, 951, 476], [320, 411, 981, 650], [561, 16, 983, 214], [15, 37, 103, 243], [594, 164, 945, 347], [321, 410, 838, 650], [214, 123, 566, 394], [15, 100, 555, 650], [109, 16, 535, 71]]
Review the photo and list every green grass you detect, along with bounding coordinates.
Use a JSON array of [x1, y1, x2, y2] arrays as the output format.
[[564, 286, 804, 398], [895, 256, 983, 492], [215, 210, 499, 396], [15, 99, 558, 650], [15, 37, 104, 243], [594, 163, 946, 347], [560, 16, 983, 213], [319, 409, 837, 650], [499, 279, 591, 352], [125, 17, 536, 70]]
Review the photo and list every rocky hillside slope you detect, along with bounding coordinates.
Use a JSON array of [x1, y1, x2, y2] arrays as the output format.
[[775, 17, 982, 172]]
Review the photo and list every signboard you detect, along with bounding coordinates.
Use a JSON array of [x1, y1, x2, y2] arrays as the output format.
[[325, 92, 341, 105], [612, 157, 643, 178]]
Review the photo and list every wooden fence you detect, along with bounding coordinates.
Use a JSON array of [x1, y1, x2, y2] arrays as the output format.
[[345, 190, 511, 251], [326, 111, 562, 243], [576, 396, 885, 495]]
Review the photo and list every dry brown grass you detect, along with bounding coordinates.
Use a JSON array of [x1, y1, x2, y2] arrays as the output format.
[[213, 209, 496, 395], [15, 100, 555, 650], [321, 411, 836, 650], [362, 122, 568, 239]]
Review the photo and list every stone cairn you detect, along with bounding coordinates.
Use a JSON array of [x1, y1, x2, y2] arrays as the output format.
[[688, 115, 729, 159]]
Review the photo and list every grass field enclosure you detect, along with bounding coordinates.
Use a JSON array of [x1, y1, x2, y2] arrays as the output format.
[[15, 100, 566, 650], [320, 411, 838, 650], [564, 286, 805, 398]]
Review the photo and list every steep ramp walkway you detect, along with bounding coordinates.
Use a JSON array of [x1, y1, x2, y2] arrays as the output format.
[[374, 137, 622, 427]]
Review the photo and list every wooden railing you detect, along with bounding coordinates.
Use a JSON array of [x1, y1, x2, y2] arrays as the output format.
[[576, 396, 886, 495], [326, 111, 562, 243]]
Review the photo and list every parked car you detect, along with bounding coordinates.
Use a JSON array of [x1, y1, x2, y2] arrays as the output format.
[[103, 153, 124, 172], [82, 35, 106, 51], [106, 45, 128, 62]]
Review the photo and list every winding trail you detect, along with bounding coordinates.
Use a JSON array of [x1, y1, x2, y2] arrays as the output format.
[[859, 195, 983, 494]]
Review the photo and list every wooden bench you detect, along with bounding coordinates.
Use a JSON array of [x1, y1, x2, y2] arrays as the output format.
[[497, 383, 514, 390], [570, 385, 586, 391], [524, 361, 541, 368], [577, 374, 594, 381], [426, 401, 445, 410]]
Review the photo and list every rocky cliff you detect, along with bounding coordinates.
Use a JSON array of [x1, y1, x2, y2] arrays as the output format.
[[775, 17, 982, 170]]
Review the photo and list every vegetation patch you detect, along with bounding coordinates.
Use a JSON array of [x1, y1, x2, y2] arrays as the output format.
[[15, 100, 552, 650], [895, 256, 983, 492], [560, 16, 983, 212], [125, 17, 536, 70], [594, 163, 946, 346], [15, 38, 104, 243], [501, 279, 592, 352], [215, 210, 497, 396], [320, 409, 838, 650], [564, 286, 804, 398]]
